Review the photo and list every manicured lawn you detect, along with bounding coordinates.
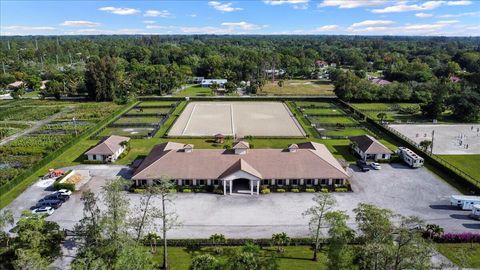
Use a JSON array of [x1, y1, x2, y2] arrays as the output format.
[[152, 246, 329, 270], [126, 107, 171, 115], [308, 116, 357, 125], [436, 243, 480, 268], [350, 103, 420, 111], [138, 101, 177, 107], [438, 155, 480, 180], [174, 85, 213, 96], [115, 116, 162, 124], [98, 127, 154, 138], [321, 127, 372, 137], [302, 108, 346, 115], [22, 90, 40, 98], [260, 80, 334, 96], [295, 101, 333, 108]]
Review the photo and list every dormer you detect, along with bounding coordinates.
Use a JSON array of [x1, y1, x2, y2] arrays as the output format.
[[183, 144, 194, 153], [288, 144, 299, 153], [232, 141, 249, 155]]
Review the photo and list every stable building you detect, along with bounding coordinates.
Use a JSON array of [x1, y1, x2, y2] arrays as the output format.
[[349, 135, 392, 161], [132, 141, 350, 195], [200, 79, 227, 88], [85, 135, 130, 162]]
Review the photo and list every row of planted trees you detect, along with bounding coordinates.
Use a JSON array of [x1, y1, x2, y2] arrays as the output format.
[[0, 177, 446, 270]]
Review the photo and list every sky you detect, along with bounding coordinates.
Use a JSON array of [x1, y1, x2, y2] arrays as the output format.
[[1, 0, 479, 36]]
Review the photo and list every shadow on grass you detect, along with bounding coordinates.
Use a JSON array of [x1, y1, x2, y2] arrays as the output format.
[[333, 145, 356, 162], [73, 152, 86, 163]]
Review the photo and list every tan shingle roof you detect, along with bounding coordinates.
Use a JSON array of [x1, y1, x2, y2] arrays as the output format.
[[349, 135, 392, 154], [233, 141, 250, 149], [133, 141, 349, 180], [85, 135, 130, 155]]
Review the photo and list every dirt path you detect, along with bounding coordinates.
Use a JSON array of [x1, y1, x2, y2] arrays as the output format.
[[0, 106, 73, 146]]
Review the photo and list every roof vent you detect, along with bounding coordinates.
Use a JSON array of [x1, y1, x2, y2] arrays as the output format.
[[184, 144, 194, 153], [288, 144, 299, 152]]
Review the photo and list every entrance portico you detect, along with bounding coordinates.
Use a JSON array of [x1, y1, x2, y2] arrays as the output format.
[[222, 178, 260, 195]]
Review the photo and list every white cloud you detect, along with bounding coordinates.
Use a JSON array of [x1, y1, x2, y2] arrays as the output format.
[[208, 1, 242, 12], [143, 20, 156, 24], [60, 20, 101, 27], [437, 11, 480, 18], [447, 1, 472, 6], [144, 10, 171, 18], [190, 14, 197, 17], [372, 1, 444, 13], [264, 0, 309, 5], [2, 25, 56, 31], [350, 20, 395, 28], [314, 25, 340, 32], [415, 13, 433, 18], [436, 20, 461, 24], [145, 25, 166, 29], [318, 0, 389, 8], [221, 21, 261, 30], [181, 26, 231, 34], [98, 6, 140, 15], [1, 25, 56, 35]]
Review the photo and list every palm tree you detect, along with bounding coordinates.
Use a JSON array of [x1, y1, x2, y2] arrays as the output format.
[[377, 112, 387, 122], [271, 232, 290, 253], [425, 224, 444, 240], [209, 233, 226, 254], [144, 232, 161, 254], [419, 140, 432, 152]]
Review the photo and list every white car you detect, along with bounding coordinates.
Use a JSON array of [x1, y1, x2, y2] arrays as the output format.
[[370, 162, 382, 170], [32, 206, 54, 216], [55, 189, 72, 196]]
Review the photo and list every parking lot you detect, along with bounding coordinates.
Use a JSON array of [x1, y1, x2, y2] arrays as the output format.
[[4, 164, 479, 239]]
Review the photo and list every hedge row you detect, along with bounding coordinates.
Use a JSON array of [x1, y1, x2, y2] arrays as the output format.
[[0, 101, 138, 197], [148, 238, 316, 247]]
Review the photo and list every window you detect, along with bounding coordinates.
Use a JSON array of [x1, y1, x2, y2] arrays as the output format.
[[277, 179, 284, 185], [262, 179, 269, 185], [334, 179, 342, 185], [382, 154, 386, 158], [305, 179, 313, 185], [291, 179, 298, 185], [198, 180, 206, 186], [213, 180, 219, 185], [140, 180, 147, 186], [183, 180, 191, 186], [320, 179, 328, 185]]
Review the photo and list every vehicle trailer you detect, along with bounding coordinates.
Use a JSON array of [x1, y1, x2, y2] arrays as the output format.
[[450, 195, 480, 210]]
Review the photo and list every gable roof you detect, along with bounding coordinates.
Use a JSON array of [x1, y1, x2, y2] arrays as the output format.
[[219, 159, 263, 179], [85, 135, 130, 156], [349, 135, 392, 154], [233, 141, 250, 149], [132, 141, 350, 180]]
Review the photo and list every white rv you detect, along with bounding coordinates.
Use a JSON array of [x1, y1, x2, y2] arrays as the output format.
[[471, 205, 480, 220], [450, 195, 480, 210], [396, 147, 424, 168]]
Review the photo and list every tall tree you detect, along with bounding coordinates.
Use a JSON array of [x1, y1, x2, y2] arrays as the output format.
[[324, 211, 354, 270], [303, 192, 337, 261]]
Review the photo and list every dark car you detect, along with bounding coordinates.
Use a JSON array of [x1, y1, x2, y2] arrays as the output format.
[[356, 160, 370, 172], [36, 200, 63, 209], [44, 193, 69, 202]]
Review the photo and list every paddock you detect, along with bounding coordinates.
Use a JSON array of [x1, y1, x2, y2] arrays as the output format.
[[168, 102, 306, 137], [389, 124, 480, 155]]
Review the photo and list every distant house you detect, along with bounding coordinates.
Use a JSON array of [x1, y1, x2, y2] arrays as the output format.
[[85, 135, 130, 162], [349, 135, 392, 161], [192, 77, 205, 84], [201, 79, 227, 88], [315, 60, 329, 68], [264, 69, 286, 76], [449, 76, 461, 83], [369, 78, 391, 85], [330, 63, 337, 68], [40, 80, 50, 90], [8, 81, 24, 90]]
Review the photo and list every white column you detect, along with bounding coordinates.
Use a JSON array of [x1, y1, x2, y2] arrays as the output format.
[[256, 181, 260, 195], [250, 180, 253, 195], [314, 179, 318, 185], [223, 182, 226, 195], [193, 179, 197, 186], [286, 179, 290, 185], [300, 179, 304, 185], [229, 182, 232, 195]]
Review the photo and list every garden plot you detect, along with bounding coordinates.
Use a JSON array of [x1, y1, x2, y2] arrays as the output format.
[[137, 101, 177, 107], [168, 102, 305, 137], [114, 117, 162, 125], [99, 127, 155, 137], [125, 107, 171, 116], [389, 124, 480, 155]]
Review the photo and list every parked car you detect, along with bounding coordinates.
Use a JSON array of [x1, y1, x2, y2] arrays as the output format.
[[32, 206, 54, 216], [370, 162, 381, 170], [44, 193, 69, 202], [36, 200, 62, 209], [356, 160, 370, 172], [55, 189, 72, 196]]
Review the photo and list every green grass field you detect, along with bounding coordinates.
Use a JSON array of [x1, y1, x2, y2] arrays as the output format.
[[438, 155, 480, 180], [260, 80, 334, 96], [138, 101, 177, 107], [295, 101, 333, 108], [302, 108, 346, 115], [174, 85, 213, 96], [126, 107, 171, 115], [308, 116, 357, 125], [436, 243, 480, 268], [152, 246, 329, 270], [350, 103, 420, 111], [115, 117, 162, 124]]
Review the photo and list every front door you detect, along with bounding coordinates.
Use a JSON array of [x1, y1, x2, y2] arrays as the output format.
[[232, 178, 250, 193]]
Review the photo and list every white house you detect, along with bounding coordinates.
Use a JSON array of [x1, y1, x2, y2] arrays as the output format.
[[200, 79, 227, 88], [349, 135, 392, 161], [85, 135, 130, 162]]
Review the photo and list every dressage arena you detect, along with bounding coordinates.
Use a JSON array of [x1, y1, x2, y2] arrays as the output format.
[[168, 102, 306, 137], [389, 124, 480, 155]]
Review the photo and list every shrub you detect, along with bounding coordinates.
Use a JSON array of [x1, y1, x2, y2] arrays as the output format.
[[320, 188, 329, 193], [437, 233, 480, 243], [53, 182, 75, 191], [305, 188, 316, 193], [335, 187, 348, 192], [213, 188, 224, 195], [182, 188, 192, 193], [276, 189, 286, 193], [291, 188, 300, 193], [260, 188, 271, 194], [82, 160, 106, 164], [133, 188, 146, 193]]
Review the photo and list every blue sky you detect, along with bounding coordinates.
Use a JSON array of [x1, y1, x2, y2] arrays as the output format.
[[1, 0, 479, 36]]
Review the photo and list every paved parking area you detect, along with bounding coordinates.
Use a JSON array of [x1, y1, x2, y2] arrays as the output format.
[[4, 164, 479, 239]]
